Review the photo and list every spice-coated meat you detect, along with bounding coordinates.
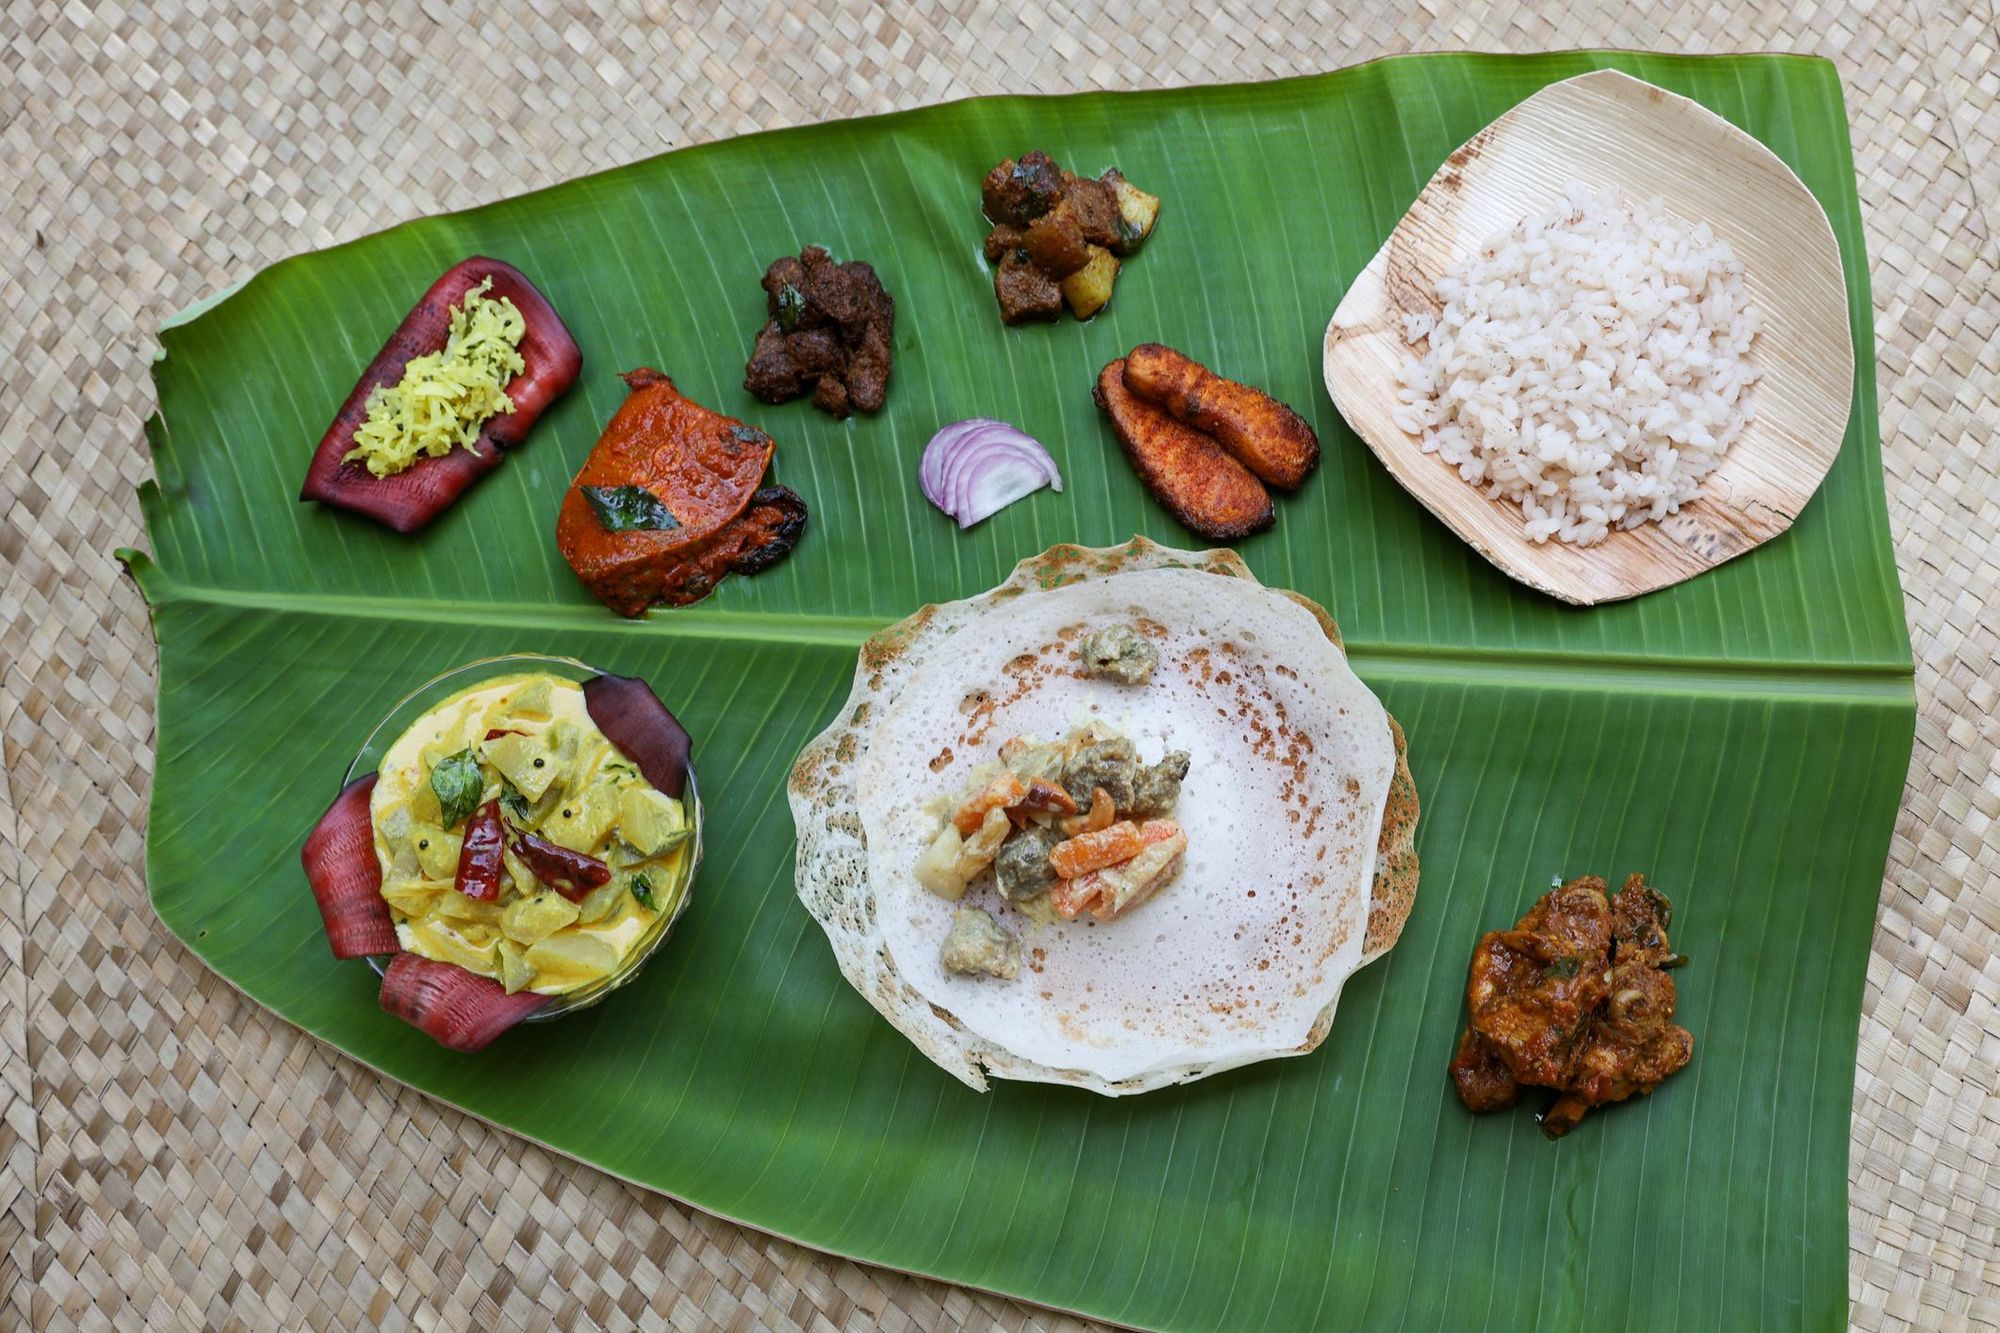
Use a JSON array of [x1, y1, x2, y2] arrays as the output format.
[[995, 250, 1064, 324], [841, 320, 893, 417], [1540, 876, 1693, 1136], [1122, 342, 1321, 490], [981, 151, 1063, 225], [742, 246, 894, 418], [1059, 171, 1123, 248], [1448, 1029, 1521, 1112], [1094, 358, 1274, 540], [1450, 873, 1694, 1138], [983, 224, 1027, 263], [1460, 877, 1613, 1088], [979, 154, 1160, 326]]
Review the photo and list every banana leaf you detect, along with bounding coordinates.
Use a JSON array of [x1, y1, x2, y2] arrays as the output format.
[[123, 51, 1912, 1330]]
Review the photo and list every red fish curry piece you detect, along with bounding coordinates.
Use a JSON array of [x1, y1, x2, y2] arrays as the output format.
[[557, 368, 807, 616], [300, 256, 582, 533]]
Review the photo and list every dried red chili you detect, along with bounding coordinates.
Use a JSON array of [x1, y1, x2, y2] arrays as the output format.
[[509, 831, 613, 902], [453, 800, 507, 901]]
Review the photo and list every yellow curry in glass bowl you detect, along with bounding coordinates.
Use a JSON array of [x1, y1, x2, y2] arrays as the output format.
[[347, 655, 699, 1012]]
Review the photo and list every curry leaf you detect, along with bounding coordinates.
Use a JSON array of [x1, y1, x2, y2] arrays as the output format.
[[583, 485, 680, 533], [775, 282, 805, 331], [430, 748, 484, 828], [500, 786, 533, 824]]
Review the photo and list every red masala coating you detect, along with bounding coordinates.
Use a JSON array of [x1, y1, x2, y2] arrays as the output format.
[[1122, 342, 1320, 491], [1450, 874, 1695, 1138], [300, 256, 581, 533], [1094, 358, 1273, 541], [641, 483, 808, 608], [301, 774, 399, 959], [555, 369, 786, 616]]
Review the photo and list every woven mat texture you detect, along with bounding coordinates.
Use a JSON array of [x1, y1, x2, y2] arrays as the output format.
[[4, 1, 1996, 1329]]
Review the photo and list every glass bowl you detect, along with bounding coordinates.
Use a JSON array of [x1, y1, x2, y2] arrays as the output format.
[[342, 651, 702, 1021]]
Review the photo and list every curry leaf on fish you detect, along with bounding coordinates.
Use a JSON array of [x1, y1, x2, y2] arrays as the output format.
[[583, 485, 681, 533]]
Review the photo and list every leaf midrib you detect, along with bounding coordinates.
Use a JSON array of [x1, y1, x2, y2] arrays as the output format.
[[127, 562, 1917, 700]]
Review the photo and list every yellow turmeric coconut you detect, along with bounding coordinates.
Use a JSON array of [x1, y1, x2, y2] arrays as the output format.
[[344, 278, 526, 478], [371, 672, 694, 995]]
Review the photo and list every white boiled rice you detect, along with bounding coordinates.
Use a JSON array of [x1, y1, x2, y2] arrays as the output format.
[[1392, 183, 1761, 545]]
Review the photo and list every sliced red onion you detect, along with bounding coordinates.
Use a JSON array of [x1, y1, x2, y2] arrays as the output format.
[[919, 418, 1063, 529]]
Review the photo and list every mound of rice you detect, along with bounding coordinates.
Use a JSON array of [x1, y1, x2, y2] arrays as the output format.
[[1392, 184, 1761, 545]]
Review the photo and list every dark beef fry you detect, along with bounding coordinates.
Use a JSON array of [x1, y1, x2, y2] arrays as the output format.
[[995, 250, 1063, 324], [743, 246, 894, 418]]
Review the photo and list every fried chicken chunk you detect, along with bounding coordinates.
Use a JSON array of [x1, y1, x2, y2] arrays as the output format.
[[1450, 874, 1694, 1138], [1461, 877, 1612, 1087], [1542, 878, 1694, 1136]]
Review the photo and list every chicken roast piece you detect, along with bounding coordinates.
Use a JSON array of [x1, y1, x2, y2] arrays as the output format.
[[1449, 874, 1693, 1137]]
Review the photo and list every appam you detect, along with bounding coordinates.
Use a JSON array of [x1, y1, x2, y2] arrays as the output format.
[[789, 538, 1419, 1094]]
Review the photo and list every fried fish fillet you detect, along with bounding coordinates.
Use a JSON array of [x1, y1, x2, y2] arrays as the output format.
[[1094, 359, 1273, 540], [1123, 343, 1320, 491]]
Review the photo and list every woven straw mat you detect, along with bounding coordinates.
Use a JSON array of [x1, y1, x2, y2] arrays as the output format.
[[4, 2, 1995, 1329]]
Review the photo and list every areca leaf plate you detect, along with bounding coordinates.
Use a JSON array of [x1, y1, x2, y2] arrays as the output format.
[[124, 50, 1912, 1330]]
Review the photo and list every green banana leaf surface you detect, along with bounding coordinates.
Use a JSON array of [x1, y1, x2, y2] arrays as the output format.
[[125, 51, 1912, 1330]]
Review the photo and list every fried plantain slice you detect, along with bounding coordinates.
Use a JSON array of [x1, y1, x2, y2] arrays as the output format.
[[1094, 359, 1273, 541], [1123, 343, 1320, 491]]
